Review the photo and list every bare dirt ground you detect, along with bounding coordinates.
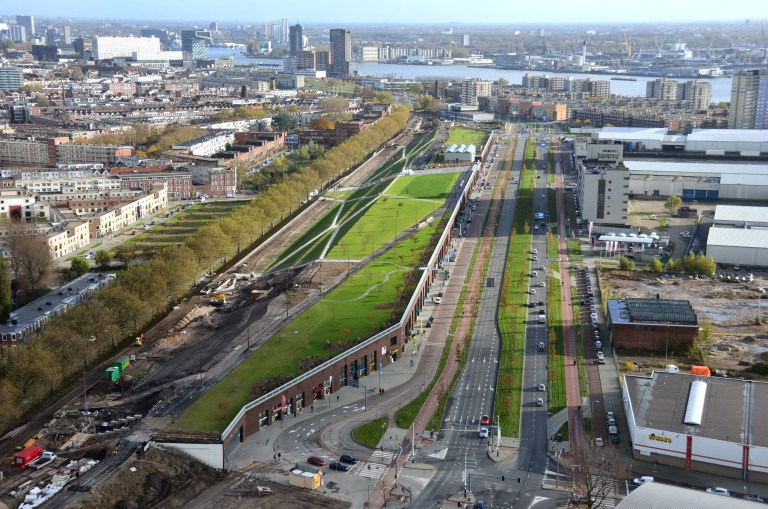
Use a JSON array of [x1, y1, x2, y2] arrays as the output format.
[[601, 268, 768, 374]]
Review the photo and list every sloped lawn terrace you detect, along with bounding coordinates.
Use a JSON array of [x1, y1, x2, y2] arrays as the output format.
[[176, 220, 446, 432]]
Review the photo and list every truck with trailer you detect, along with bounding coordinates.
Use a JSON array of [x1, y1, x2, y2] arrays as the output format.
[[13, 445, 43, 469]]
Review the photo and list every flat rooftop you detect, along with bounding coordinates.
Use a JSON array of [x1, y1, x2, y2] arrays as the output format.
[[625, 371, 768, 447], [617, 482, 763, 509], [707, 227, 768, 249], [624, 160, 768, 177], [714, 205, 768, 225], [608, 298, 697, 326], [0, 272, 116, 341]]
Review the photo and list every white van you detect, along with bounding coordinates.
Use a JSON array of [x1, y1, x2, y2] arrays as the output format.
[[665, 364, 680, 373]]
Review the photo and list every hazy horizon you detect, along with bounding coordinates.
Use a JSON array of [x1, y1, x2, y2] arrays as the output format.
[[7, 0, 768, 25]]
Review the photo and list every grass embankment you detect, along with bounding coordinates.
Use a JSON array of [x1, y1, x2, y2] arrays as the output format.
[[270, 133, 437, 269], [177, 220, 444, 432], [353, 416, 389, 448], [494, 140, 535, 437], [446, 127, 486, 147], [120, 201, 248, 252]]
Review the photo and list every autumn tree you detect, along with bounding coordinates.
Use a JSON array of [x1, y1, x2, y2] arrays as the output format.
[[309, 117, 335, 130], [6, 223, 52, 295], [0, 380, 20, 430], [0, 256, 11, 322], [115, 245, 135, 268], [664, 195, 682, 217], [651, 257, 663, 273], [94, 249, 111, 268], [569, 438, 628, 509], [70, 257, 89, 277]]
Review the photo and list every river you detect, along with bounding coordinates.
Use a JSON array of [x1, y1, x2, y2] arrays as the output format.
[[206, 47, 733, 103]]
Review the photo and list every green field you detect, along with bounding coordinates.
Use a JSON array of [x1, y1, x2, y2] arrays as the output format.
[[121, 201, 249, 251], [177, 221, 444, 432], [270, 132, 440, 270], [446, 128, 486, 147], [327, 173, 458, 259], [494, 140, 535, 437]]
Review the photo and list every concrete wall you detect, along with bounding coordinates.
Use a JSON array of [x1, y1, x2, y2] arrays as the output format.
[[158, 442, 224, 469]]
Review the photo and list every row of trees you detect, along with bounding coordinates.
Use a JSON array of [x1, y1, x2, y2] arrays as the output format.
[[0, 105, 411, 433], [619, 252, 717, 277]]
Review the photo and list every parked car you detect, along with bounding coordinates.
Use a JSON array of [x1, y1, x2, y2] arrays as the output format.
[[339, 454, 358, 465], [597, 351, 605, 364], [633, 476, 654, 485], [705, 487, 730, 497], [329, 461, 349, 471], [307, 456, 326, 467], [433, 297, 442, 304], [594, 437, 604, 447]]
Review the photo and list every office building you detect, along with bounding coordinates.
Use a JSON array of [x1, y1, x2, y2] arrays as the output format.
[[646, 78, 679, 101], [289, 24, 303, 57], [576, 161, 630, 225], [680, 80, 712, 112], [459, 78, 492, 106], [32, 45, 58, 62], [281, 18, 288, 43], [63, 24, 71, 45], [361, 46, 378, 62], [7, 25, 26, 43], [181, 30, 212, 61], [15, 15, 34, 38], [729, 69, 768, 129], [139, 28, 172, 47], [330, 28, 351, 77], [295, 50, 316, 70], [0, 67, 22, 91], [92, 36, 162, 60], [209, 22, 219, 33], [462, 34, 470, 46]]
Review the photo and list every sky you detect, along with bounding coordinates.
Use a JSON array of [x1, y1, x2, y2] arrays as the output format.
[[7, 0, 768, 25]]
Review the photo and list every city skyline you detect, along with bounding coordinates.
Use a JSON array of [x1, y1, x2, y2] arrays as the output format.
[[7, 0, 768, 25]]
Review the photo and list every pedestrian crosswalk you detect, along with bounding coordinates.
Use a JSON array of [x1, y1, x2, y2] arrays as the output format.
[[349, 460, 390, 480]]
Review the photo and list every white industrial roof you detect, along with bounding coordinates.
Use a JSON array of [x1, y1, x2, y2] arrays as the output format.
[[624, 160, 768, 177], [688, 128, 768, 143], [446, 144, 476, 153], [720, 174, 768, 186], [707, 227, 768, 249], [598, 234, 655, 245], [617, 482, 763, 509], [597, 127, 668, 141], [714, 205, 768, 225]]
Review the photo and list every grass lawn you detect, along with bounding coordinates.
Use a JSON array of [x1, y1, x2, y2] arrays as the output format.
[[177, 221, 444, 432], [270, 133, 437, 271], [494, 140, 535, 437], [546, 259, 567, 415], [352, 416, 388, 448], [122, 201, 248, 251], [327, 173, 458, 259], [446, 128, 486, 147]]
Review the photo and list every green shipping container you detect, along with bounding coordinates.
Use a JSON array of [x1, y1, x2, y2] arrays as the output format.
[[104, 367, 119, 382], [112, 356, 130, 372]]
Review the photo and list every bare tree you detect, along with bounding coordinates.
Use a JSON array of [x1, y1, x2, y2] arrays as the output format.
[[5, 222, 52, 294], [569, 437, 628, 509]]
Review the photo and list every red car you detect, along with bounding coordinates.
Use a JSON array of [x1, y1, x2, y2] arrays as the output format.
[[480, 415, 490, 426], [307, 456, 326, 467]]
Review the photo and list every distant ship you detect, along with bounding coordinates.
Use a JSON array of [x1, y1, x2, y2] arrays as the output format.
[[611, 76, 638, 81]]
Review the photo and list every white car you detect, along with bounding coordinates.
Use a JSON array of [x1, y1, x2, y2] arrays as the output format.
[[539, 281, 546, 287], [705, 487, 730, 497], [529, 289, 536, 294], [433, 297, 442, 304], [537, 384, 546, 391], [633, 476, 654, 485], [479, 426, 489, 438], [594, 437, 604, 447]]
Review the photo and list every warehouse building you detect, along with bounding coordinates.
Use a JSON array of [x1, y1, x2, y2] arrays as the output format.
[[576, 161, 630, 225], [593, 127, 768, 157], [623, 371, 768, 481], [606, 298, 698, 351], [625, 161, 768, 201], [443, 144, 476, 163], [707, 227, 768, 267]]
